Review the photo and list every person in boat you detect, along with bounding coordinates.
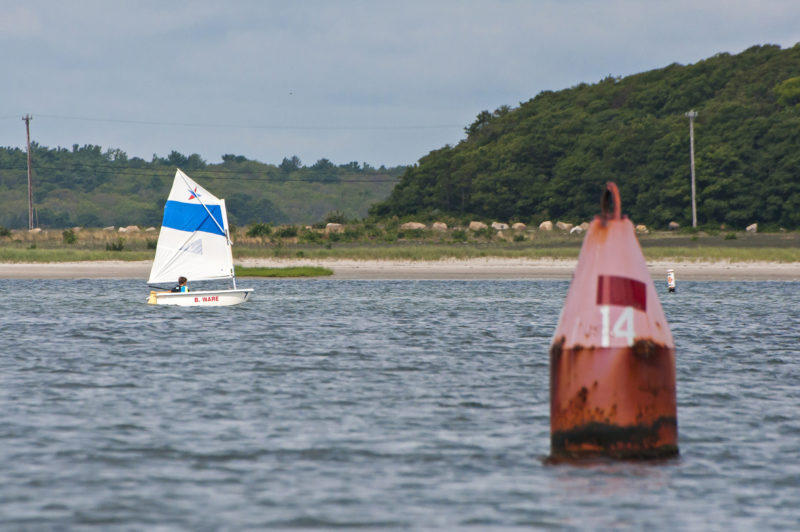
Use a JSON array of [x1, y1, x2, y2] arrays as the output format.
[[171, 276, 189, 293]]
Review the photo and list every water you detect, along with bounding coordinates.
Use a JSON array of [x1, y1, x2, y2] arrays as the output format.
[[1, 279, 799, 530]]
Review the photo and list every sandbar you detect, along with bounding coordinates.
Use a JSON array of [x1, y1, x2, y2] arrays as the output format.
[[0, 258, 798, 281]]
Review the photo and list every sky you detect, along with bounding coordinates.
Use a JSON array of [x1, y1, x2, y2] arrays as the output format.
[[2, 0, 799, 168]]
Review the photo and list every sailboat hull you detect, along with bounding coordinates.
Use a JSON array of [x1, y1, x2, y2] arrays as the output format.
[[147, 288, 253, 307]]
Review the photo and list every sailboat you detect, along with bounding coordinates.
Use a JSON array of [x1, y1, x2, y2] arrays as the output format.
[[146, 169, 253, 306]]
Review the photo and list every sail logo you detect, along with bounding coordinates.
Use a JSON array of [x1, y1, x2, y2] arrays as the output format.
[[179, 240, 203, 255], [188, 187, 201, 201]]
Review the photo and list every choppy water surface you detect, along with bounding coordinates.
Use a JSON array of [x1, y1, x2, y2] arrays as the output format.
[[1, 279, 799, 530]]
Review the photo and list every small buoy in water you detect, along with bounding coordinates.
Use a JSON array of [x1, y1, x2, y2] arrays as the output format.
[[667, 269, 676, 293], [548, 182, 678, 461]]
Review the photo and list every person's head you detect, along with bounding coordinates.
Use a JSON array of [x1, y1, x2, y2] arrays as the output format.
[[178, 276, 187, 285]]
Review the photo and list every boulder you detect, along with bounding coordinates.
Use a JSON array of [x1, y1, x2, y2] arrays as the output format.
[[71, 226, 83, 233], [145, 227, 157, 232], [668, 221, 680, 230], [538, 221, 553, 231], [556, 221, 573, 232], [511, 222, 527, 231], [325, 223, 344, 234], [469, 221, 488, 231], [579, 222, 590, 230], [400, 222, 426, 230], [746, 223, 758, 233], [103, 226, 115, 231], [569, 226, 584, 235], [491, 222, 509, 230], [28, 227, 42, 234], [120, 225, 139, 233], [432, 221, 448, 231], [635, 224, 649, 234]]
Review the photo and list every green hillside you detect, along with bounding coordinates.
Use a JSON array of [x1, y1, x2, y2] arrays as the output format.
[[0, 148, 402, 229], [371, 44, 800, 230]]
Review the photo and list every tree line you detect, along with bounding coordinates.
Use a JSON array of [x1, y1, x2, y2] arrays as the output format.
[[0, 146, 403, 228], [370, 44, 800, 230]]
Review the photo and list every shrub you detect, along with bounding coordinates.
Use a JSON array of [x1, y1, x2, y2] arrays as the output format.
[[106, 237, 126, 251], [62, 229, 77, 244], [274, 226, 298, 238], [473, 227, 494, 239], [724, 232, 737, 240], [324, 210, 347, 224], [146, 238, 158, 249], [451, 229, 468, 242], [0, 226, 11, 237], [299, 229, 323, 244], [343, 227, 363, 241], [399, 228, 425, 239], [246, 223, 273, 237]]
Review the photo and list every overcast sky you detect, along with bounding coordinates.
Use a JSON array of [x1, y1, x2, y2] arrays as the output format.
[[2, 1, 799, 168]]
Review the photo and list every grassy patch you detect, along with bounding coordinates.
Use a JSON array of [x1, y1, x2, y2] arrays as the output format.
[[0, 248, 153, 262], [641, 246, 800, 263], [235, 266, 333, 277], [234, 244, 582, 261], [2, 226, 799, 264]]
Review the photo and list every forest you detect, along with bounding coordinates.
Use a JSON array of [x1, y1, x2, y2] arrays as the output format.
[[0, 147, 403, 228], [371, 44, 800, 230]]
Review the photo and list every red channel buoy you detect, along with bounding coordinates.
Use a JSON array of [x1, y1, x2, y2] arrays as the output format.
[[549, 182, 678, 460]]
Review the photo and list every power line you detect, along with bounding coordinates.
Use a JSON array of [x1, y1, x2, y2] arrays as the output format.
[[0, 161, 401, 183], [35, 113, 463, 131]]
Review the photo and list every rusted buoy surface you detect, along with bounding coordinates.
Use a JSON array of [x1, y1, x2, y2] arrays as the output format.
[[549, 183, 678, 460]]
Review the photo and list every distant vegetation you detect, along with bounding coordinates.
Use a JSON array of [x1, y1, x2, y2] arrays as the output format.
[[234, 266, 333, 278], [3, 44, 800, 233], [371, 44, 800, 230], [0, 147, 403, 228], [2, 223, 798, 264]]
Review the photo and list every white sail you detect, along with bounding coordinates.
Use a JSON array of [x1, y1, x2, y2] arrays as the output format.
[[148, 169, 235, 284]]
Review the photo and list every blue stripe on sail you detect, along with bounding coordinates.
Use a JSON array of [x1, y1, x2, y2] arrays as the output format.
[[162, 201, 225, 236]]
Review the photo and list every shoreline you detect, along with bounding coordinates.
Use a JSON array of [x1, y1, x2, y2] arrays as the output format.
[[0, 258, 798, 281]]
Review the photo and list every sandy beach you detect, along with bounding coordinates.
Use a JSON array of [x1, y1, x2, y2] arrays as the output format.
[[0, 258, 798, 281]]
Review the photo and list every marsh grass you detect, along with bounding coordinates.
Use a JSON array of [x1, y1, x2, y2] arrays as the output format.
[[235, 266, 333, 277], [0, 248, 153, 262], [641, 246, 800, 262], [235, 245, 582, 261], [1, 226, 798, 263]]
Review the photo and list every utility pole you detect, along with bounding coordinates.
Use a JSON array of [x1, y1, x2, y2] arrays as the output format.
[[685, 110, 698, 228], [22, 114, 34, 229]]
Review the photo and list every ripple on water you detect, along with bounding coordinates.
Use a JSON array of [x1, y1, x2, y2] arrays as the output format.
[[0, 279, 798, 529]]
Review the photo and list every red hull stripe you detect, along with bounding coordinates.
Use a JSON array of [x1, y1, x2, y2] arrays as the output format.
[[596, 275, 647, 311]]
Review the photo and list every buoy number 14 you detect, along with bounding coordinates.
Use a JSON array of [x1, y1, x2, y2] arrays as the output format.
[[599, 305, 636, 347]]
